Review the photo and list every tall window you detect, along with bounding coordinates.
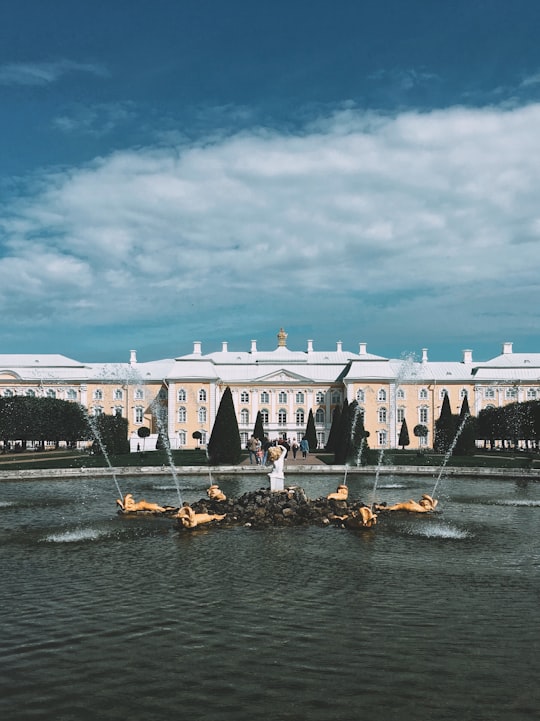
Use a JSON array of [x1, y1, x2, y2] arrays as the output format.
[[527, 388, 537, 399], [397, 407, 405, 423], [484, 387, 495, 399], [135, 407, 144, 423], [316, 391, 325, 404], [198, 407, 207, 423], [278, 409, 287, 425], [114, 406, 123, 417], [296, 391, 305, 404], [261, 409, 269, 424], [378, 407, 387, 423], [331, 391, 340, 404], [439, 388, 448, 400], [377, 389, 387, 402], [240, 391, 249, 403], [296, 409, 305, 425], [356, 389, 365, 402], [177, 388, 186, 402], [460, 388, 468, 399], [240, 409, 249, 425], [93, 389, 103, 400], [315, 408, 325, 424], [377, 430, 387, 447], [3, 389, 13, 397], [67, 389, 77, 400], [46, 389, 56, 399], [316, 431, 325, 448], [198, 389, 207, 402], [419, 388, 428, 400], [278, 391, 287, 404], [113, 388, 123, 401], [134, 388, 144, 400], [505, 387, 517, 399], [93, 406, 103, 417], [178, 431, 186, 447], [419, 406, 429, 424], [397, 388, 405, 400], [260, 391, 269, 403], [26, 389, 36, 397], [178, 407, 187, 423]]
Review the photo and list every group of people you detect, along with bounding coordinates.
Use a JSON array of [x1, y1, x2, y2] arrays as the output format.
[[247, 435, 310, 465]]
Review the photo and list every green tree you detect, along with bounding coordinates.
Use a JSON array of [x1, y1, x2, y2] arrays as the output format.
[[398, 418, 410, 449], [454, 395, 476, 455], [92, 414, 130, 455], [207, 386, 241, 464], [253, 411, 265, 441], [334, 400, 349, 464], [304, 409, 317, 450], [324, 405, 341, 452], [434, 392, 455, 453]]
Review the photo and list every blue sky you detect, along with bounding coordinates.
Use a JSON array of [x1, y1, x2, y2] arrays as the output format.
[[1, 0, 540, 363]]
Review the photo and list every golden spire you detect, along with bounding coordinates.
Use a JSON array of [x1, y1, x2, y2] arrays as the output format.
[[277, 328, 288, 347]]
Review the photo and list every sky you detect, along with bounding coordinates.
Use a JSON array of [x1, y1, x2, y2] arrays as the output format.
[[1, 0, 540, 364]]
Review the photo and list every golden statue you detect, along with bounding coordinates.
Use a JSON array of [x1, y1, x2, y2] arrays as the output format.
[[375, 494, 438, 513], [207, 484, 226, 501], [327, 484, 349, 501], [267, 444, 287, 491], [175, 503, 226, 528], [116, 493, 169, 513]]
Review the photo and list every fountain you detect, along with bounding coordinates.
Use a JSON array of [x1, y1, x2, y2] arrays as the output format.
[[81, 405, 124, 500], [150, 400, 183, 507], [431, 413, 470, 498]]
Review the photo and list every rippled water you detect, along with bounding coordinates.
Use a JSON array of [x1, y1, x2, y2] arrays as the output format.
[[1, 472, 538, 721]]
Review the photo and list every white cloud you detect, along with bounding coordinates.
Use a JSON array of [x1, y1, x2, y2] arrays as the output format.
[[0, 60, 107, 86], [1, 103, 540, 355]]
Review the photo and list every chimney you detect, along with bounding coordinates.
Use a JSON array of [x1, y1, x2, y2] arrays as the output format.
[[502, 341, 513, 355], [421, 348, 428, 364], [193, 341, 202, 355], [129, 350, 137, 366], [307, 340, 314, 353], [462, 349, 473, 364], [359, 342, 367, 355], [250, 340, 257, 354], [336, 340, 343, 352], [222, 341, 228, 353]]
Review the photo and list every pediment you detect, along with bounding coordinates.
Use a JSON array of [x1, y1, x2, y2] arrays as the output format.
[[253, 369, 312, 383]]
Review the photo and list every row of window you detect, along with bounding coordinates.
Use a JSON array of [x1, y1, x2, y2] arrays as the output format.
[[177, 389, 342, 404]]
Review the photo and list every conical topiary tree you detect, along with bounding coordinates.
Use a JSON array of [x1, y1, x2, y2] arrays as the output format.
[[434, 392, 455, 454], [207, 386, 241, 465], [454, 394, 476, 455], [253, 410, 265, 441], [325, 405, 341, 452], [398, 418, 410, 450], [334, 399, 350, 464], [304, 409, 317, 451]]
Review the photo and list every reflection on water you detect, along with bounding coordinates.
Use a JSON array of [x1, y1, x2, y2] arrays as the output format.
[[0, 472, 539, 721]]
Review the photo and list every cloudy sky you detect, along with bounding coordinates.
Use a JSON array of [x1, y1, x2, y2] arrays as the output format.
[[1, 0, 540, 363]]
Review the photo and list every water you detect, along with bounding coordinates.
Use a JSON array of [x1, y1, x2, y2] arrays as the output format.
[[1, 472, 539, 721], [431, 412, 469, 497], [150, 400, 183, 507], [82, 407, 123, 499]]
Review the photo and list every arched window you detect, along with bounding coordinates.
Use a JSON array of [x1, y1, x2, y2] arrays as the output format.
[[198, 389, 207, 402], [113, 388, 123, 401], [356, 389, 365, 402], [296, 391, 305, 404], [378, 407, 387, 423], [93, 389, 103, 400], [419, 406, 429, 424], [377, 389, 387, 402], [397, 388, 405, 400], [261, 409, 269, 424], [178, 431, 186, 447], [315, 408, 325, 424], [177, 388, 186, 402], [316, 391, 325, 404], [278, 391, 287, 404], [114, 406, 123, 417], [419, 388, 428, 400], [198, 407, 207, 423], [240, 409, 249, 425], [296, 409, 305, 425], [93, 406, 103, 417], [260, 391, 269, 403], [439, 388, 448, 400], [134, 388, 144, 400], [26, 389, 36, 397], [460, 388, 468, 399], [3, 389, 13, 397], [67, 389, 77, 400], [278, 409, 287, 425], [178, 407, 187, 423], [240, 391, 249, 403], [46, 389, 56, 399]]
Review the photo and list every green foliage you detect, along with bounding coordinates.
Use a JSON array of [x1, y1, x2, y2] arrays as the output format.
[[434, 392, 455, 453], [398, 418, 410, 449], [334, 400, 349, 464], [304, 409, 317, 450], [253, 411, 265, 441], [0, 396, 90, 448], [334, 400, 370, 464], [453, 395, 477, 455], [92, 414, 130, 455], [413, 424, 428, 438], [477, 400, 540, 449], [324, 405, 341, 452], [207, 386, 241, 464]]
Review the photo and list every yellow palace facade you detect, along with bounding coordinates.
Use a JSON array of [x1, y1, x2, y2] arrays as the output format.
[[1, 330, 539, 451]]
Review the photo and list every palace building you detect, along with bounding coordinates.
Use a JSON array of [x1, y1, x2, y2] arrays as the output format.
[[1, 330, 539, 451]]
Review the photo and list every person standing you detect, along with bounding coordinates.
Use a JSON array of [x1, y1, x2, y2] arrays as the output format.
[[247, 435, 259, 464], [291, 439, 299, 459], [300, 437, 309, 459]]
